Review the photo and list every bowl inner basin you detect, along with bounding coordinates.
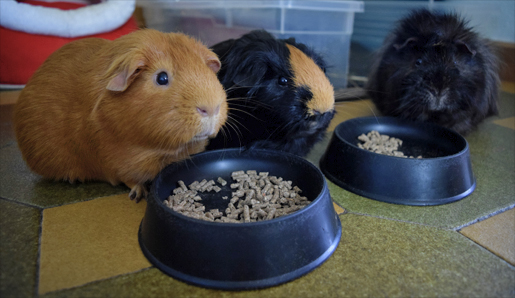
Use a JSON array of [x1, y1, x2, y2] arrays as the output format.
[[154, 150, 325, 213], [336, 117, 467, 158]]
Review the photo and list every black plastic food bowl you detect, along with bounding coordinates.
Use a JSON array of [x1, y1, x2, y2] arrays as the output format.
[[139, 149, 342, 290], [320, 117, 476, 206]]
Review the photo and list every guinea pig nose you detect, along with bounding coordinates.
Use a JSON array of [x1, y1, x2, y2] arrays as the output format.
[[197, 107, 208, 117], [197, 105, 220, 117]]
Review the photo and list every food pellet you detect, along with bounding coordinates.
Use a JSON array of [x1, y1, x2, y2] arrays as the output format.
[[217, 177, 227, 186], [163, 170, 310, 223], [357, 130, 422, 158], [177, 180, 188, 192]]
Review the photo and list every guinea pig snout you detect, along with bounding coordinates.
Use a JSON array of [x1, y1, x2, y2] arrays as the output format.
[[426, 88, 450, 111], [425, 70, 453, 111], [309, 108, 326, 117], [298, 86, 334, 117], [197, 104, 223, 137], [306, 100, 335, 118], [197, 105, 220, 117]]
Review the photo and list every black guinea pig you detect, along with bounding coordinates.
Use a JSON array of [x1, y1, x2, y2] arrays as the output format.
[[206, 30, 335, 156], [366, 9, 499, 135]]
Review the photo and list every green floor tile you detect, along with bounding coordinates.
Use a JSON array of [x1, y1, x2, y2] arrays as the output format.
[[41, 214, 514, 298], [496, 91, 515, 118], [0, 145, 129, 208], [0, 199, 40, 298]]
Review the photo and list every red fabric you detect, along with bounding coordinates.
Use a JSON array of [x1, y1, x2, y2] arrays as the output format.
[[18, 0, 86, 10], [0, 1, 139, 85]]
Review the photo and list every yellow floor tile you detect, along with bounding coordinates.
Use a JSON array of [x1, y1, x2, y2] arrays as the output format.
[[39, 194, 151, 295], [493, 116, 515, 130], [501, 81, 515, 94], [460, 208, 515, 265], [0, 90, 20, 105], [329, 99, 379, 131], [332, 202, 345, 215]]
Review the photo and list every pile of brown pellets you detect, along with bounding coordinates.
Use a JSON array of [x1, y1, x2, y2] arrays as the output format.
[[357, 130, 422, 158], [163, 170, 311, 223]]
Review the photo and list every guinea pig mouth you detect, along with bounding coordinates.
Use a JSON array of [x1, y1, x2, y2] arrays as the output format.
[[192, 134, 209, 141], [291, 120, 323, 137], [426, 91, 449, 111]]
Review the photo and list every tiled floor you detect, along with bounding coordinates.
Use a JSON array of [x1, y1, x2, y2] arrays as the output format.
[[1, 88, 514, 297]]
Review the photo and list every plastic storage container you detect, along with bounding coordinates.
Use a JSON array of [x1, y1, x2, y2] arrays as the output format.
[[138, 0, 364, 89]]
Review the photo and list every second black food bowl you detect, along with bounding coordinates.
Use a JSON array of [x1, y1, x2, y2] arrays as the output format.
[[139, 149, 341, 290], [320, 117, 476, 206]]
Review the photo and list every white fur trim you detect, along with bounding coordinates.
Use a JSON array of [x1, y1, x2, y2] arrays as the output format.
[[0, 0, 136, 38]]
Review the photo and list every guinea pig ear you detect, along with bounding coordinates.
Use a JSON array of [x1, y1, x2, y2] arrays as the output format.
[[206, 56, 221, 73], [106, 58, 145, 92], [393, 37, 418, 51], [455, 40, 477, 57], [283, 37, 297, 45]]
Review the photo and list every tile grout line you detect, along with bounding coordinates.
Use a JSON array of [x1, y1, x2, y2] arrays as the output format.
[[457, 226, 515, 269], [33, 208, 43, 298], [454, 203, 515, 231], [343, 209, 515, 268], [0, 140, 16, 150], [40, 192, 131, 209], [341, 211, 457, 231], [40, 266, 155, 296], [340, 203, 515, 232], [0, 196, 44, 211]]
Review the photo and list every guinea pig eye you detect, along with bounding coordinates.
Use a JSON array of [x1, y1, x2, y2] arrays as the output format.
[[415, 59, 423, 66], [278, 76, 289, 86], [156, 72, 169, 86]]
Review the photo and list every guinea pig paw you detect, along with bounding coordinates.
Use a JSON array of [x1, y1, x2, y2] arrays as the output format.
[[128, 184, 148, 203]]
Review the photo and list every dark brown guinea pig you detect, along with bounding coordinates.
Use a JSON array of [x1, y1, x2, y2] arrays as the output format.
[[14, 29, 228, 201], [366, 9, 499, 135], [206, 30, 335, 156]]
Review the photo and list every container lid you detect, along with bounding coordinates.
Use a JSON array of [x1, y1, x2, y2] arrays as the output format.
[[138, 0, 364, 12]]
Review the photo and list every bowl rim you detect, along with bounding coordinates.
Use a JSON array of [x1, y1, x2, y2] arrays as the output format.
[[151, 148, 328, 226]]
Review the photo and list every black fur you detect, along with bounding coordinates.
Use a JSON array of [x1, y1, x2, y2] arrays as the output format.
[[206, 30, 335, 156], [366, 9, 499, 135]]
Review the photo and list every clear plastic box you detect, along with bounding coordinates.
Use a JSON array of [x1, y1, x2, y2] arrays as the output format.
[[137, 0, 364, 89]]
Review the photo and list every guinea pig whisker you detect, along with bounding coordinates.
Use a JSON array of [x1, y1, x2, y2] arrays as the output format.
[[223, 118, 246, 148], [392, 98, 420, 115], [229, 101, 274, 112], [225, 85, 255, 92], [261, 120, 295, 141], [215, 116, 246, 150], [226, 115, 249, 134], [228, 107, 263, 122], [227, 97, 274, 111], [361, 100, 380, 120]]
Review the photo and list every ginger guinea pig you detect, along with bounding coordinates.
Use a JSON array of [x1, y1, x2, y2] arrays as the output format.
[[205, 30, 335, 157], [14, 29, 228, 201]]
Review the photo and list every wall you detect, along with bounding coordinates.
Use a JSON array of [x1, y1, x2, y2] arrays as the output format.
[[351, 0, 515, 51]]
